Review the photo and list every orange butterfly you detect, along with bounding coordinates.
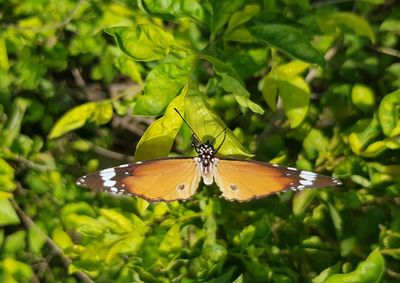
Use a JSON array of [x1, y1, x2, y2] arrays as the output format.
[[76, 109, 341, 202]]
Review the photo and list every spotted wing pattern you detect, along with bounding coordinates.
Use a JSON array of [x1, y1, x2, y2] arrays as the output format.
[[76, 158, 201, 202], [214, 159, 342, 201]]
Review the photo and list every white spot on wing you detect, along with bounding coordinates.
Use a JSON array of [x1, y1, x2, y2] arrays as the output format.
[[300, 171, 317, 181], [288, 167, 298, 171], [300, 180, 313, 186], [136, 161, 142, 164], [104, 180, 117, 187], [118, 164, 129, 168]]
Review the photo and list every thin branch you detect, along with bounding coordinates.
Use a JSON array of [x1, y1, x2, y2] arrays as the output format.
[[94, 145, 135, 163], [305, 45, 339, 83], [10, 197, 95, 283], [371, 46, 400, 58]]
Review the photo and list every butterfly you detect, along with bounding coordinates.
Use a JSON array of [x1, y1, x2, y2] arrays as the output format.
[[76, 109, 342, 202]]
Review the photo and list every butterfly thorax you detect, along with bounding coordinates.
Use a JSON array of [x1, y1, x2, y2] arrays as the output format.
[[194, 143, 218, 185]]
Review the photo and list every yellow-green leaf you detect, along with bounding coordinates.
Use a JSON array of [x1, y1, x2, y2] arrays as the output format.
[[105, 24, 177, 62], [135, 85, 187, 161], [49, 101, 113, 139], [378, 89, 400, 137]]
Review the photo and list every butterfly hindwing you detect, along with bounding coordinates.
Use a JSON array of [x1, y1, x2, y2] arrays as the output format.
[[76, 158, 201, 202], [214, 159, 342, 201]]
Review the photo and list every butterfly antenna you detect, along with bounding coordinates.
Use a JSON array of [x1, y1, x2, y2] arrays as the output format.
[[214, 130, 227, 153], [174, 108, 201, 143], [210, 112, 242, 145]]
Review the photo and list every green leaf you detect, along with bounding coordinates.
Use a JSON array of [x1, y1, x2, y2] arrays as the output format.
[[351, 84, 376, 112], [293, 190, 317, 216], [63, 214, 105, 236], [220, 75, 264, 114], [325, 249, 385, 283], [225, 4, 260, 35], [28, 225, 46, 253], [48, 101, 113, 139], [135, 85, 187, 160], [99, 209, 135, 233], [3, 231, 26, 255], [276, 60, 310, 76], [261, 77, 278, 111], [52, 228, 73, 250], [0, 258, 33, 282], [204, 55, 263, 114], [278, 79, 310, 128], [303, 129, 329, 160], [0, 37, 9, 71], [331, 12, 376, 44], [138, 0, 205, 24], [209, 0, 245, 37], [185, 84, 252, 158], [378, 89, 400, 137], [159, 223, 182, 255], [249, 24, 325, 65], [134, 55, 194, 116], [239, 225, 255, 250], [0, 158, 16, 192], [104, 25, 177, 62], [106, 232, 145, 263], [349, 116, 382, 155], [327, 202, 343, 238], [0, 199, 20, 226]]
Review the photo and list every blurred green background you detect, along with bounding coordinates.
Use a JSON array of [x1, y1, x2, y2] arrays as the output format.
[[0, 0, 399, 282]]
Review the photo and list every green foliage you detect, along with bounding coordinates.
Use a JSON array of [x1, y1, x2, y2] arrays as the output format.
[[1, 0, 400, 282]]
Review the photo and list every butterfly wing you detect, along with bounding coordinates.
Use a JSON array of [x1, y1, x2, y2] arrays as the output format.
[[76, 158, 201, 202], [214, 159, 342, 201]]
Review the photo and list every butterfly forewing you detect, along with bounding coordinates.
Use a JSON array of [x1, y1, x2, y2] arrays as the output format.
[[214, 159, 342, 201], [76, 158, 201, 202]]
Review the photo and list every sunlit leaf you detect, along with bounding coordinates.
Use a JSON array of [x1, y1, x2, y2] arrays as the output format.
[[330, 12, 376, 44], [49, 101, 113, 139], [52, 228, 73, 250], [325, 249, 384, 283], [276, 60, 310, 76], [0, 37, 9, 71], [261, 77, 278, 111], [28, 225, 46, 253], [104, 25, 178, 61], [159, 223, 182, 255], [0, 199, 20, 226], [106, 233, 145, 263], [250, 24, 325, 65], [134, 55, 194, 116], [378, 89, 400, 137], [278, 78, 310, 128], [0, 158, 16, 192], [351, 84, 376, 112], [135, 85, 187, 160], [99, 209, 135, 233], [185, 84, 252, 158]]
